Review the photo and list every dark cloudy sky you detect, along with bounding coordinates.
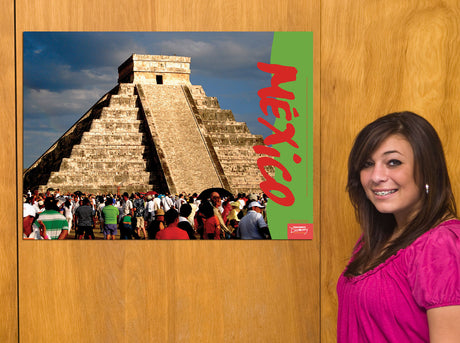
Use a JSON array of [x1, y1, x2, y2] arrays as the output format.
[[23, 32, 274, 168]]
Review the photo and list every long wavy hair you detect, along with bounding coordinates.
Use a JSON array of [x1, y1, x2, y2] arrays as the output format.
[[345, 111, 457, 276]]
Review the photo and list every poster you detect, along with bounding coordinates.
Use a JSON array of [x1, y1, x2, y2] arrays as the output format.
[[22, 31, 313, 240]]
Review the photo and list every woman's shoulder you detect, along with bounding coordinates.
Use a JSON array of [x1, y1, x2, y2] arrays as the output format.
[[406, 219, 460, 254], [422, 219, 460, 243], [403, 219, 460, 268], [434, 218, 460, 229], [407, 219, 460, 309]]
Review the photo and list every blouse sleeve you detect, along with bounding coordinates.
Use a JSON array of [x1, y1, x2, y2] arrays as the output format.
[[408, 221, 460, 310]]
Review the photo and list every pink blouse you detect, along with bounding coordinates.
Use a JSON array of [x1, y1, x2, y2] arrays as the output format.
[[337, 219, 460, 342]]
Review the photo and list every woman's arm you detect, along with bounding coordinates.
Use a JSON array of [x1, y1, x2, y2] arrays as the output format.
[[427, 305, 460, 342]]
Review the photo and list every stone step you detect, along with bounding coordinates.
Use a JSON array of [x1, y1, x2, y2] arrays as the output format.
[[80, 132, 144, 145], [213, 148, 260, 157], [69, 146, 147, 159], [224, 167, 263, 175], [50, 169, 152, 177], [194, 97, 219, 109], [217, 152, 260, 160], [224, 172, 263, 179], [209, 132, 256, 139], [228, 180, 262, 188], [100, 107, 139, 120], [69, 155, 149, 163], [199, 109, 234, 121], [228, 175, 263, 182], [48, 171, 151, 185], [218, 160, 261, 166], [59, 158, 148, 171], [209, 136, 262, 146], [222, 163, 262, 170], [90, 120, 142, 132], [204, 123, 251, 134], [118, 83, 135, 95], [46, 185, 153, 195], [109, 94, 138, 108]]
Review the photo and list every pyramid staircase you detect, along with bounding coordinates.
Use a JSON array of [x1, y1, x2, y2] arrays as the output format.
[[26, 84, 165, 194], [185, 85, 265, 193]]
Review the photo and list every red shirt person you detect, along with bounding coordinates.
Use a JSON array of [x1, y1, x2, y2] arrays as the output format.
[[155, 209, 189, 240]]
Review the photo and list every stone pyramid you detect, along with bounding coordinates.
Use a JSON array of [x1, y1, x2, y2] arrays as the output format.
[[23, 54, 266, 195]]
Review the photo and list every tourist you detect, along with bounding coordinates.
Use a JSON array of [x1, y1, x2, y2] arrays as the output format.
[[161, 193, 174, 212], [155, 209, 189, 240], [23, 196, 37, 238], [174, 193, 186, 212], [225, 201, 241, 238], [96, 196, 106, 233], [120, 212, 134, 239], [177, 203, 196, 239], [226, 201, 241, 225], [145, 194, 155, 225], [74, 197, 96, 239], [61, 199, 74, 234], [147, 208, 165, 239], [337, 112, 460, 342], [237, 201, 270, 239], [37, 196, 69, 240], [101, 197, 119, 240], [153, 194, 161, 213], [133, 192, 147, 239], [187, 197, 198, 230], [120, 192, 133, 217], [35, 199, 45, 214], [236, 193, 246, 210], [210, 191, 232, 238], [199, 200, 221, 240]]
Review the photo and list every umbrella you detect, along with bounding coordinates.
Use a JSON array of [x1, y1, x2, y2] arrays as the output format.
[[146, 190, 158, 196], [198, 187, 233, 200]]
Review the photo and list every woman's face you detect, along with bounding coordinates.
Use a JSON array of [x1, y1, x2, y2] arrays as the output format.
[[360, 134, 423, 229]]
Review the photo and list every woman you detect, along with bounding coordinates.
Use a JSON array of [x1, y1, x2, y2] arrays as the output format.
[[198, 200, 221, 240], [62, 198, 74, 234], [338, 112, 460, 342], [146, 209, 165, 239]]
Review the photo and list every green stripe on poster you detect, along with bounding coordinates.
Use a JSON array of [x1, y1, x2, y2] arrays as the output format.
[[256, 32, 313, 239]]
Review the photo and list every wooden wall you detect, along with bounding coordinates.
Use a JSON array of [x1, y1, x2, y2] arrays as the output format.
[[1, 0, 18, 342], [2, 0, 459, 342], [321, 1, 460, 342]]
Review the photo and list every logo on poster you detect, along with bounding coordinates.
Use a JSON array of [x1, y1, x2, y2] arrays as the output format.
[[287, 223, 313, 240]]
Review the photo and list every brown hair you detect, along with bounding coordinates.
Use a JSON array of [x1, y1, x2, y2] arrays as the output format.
[[345, 111, 457, 276]]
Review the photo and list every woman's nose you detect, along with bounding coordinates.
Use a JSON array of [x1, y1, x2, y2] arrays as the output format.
[[370, 163, 388, 183]]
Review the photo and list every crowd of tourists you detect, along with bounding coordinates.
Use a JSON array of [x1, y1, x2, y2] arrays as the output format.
[[23, 188, 271, 240]]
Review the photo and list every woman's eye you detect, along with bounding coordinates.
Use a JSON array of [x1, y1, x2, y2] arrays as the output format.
[[388, 159, 402, 167], [362, 160, 374, 169]]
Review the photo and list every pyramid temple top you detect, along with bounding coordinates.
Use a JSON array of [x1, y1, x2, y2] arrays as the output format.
[[118, 54, 191, 85]]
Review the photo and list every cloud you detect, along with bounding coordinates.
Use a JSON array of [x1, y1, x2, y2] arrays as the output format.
[[24, 62, 117, 92], [158, 35, 272, 79], [24, 86, 107, 133], [23, 32, 146, 91], [23, 126, 64, 168]]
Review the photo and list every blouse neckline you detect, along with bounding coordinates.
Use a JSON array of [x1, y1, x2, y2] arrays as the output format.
[[345, 219, 459, 283]]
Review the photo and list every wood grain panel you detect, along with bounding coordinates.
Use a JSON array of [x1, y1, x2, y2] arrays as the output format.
[[321, 1, 460, 342], [16, 0, 320, 342], [0, 0, 18, 341], [17, 0, 313, 31]]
